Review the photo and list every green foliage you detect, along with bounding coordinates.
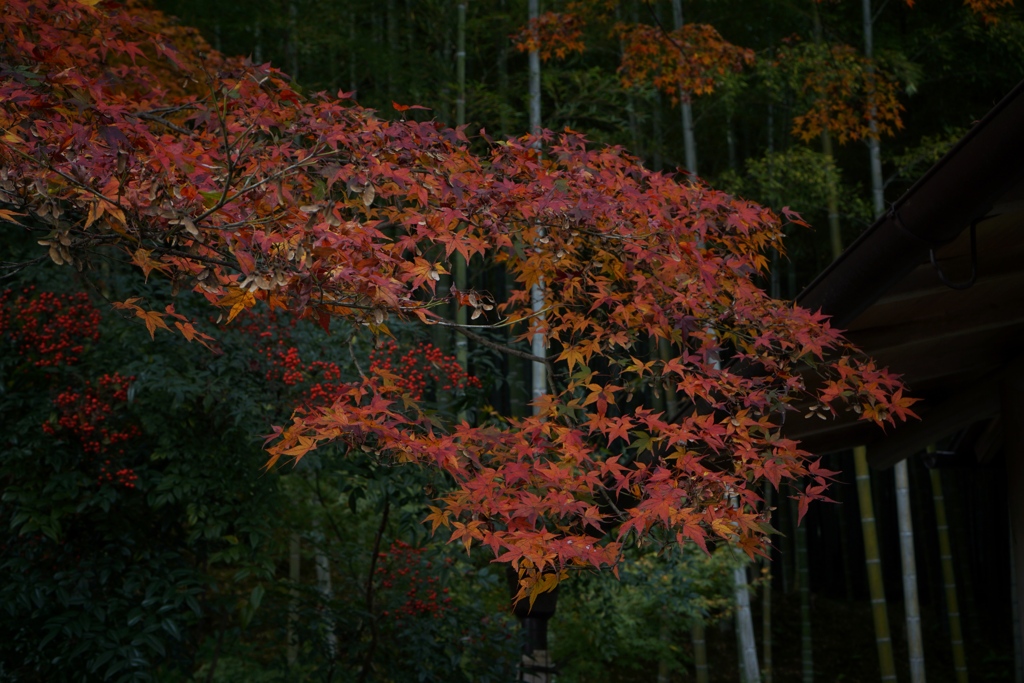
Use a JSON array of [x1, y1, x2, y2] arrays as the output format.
[[0, 250, 517, 680], [888, 127, 968, 186], [719, 146, 872, 246], [551, 545, 742, 682]]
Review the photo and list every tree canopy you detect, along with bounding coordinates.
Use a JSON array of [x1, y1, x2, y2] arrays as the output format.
[[0, 0, 916, 602]]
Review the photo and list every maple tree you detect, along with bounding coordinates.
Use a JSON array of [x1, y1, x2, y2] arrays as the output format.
[[0, 0, 917, 603]]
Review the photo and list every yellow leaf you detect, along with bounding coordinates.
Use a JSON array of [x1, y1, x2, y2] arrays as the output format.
[[280, 436, 315, 459], [135, 308, 171, 339], [216, 288, 257, 323], [84, 201, 102, 229], [711, 518, 736, 539], [131, 248, 169, 281], [558, 347, 584, 372], [528, 573, 559, 610], [0, 208, 24, 224]]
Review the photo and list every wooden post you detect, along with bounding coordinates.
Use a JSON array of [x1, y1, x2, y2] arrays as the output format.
[[1003, 366, 1024, 683], [855, 446, 898, 682]]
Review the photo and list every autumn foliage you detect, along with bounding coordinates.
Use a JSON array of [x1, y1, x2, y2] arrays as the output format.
[[615, 22, 753, 101], [771, 40, 905, 144], [964, 0, 1016, 23], [0, 0, 915, 600], [512, 11, 587, 62]]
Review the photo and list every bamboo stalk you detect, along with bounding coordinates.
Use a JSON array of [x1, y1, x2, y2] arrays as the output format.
[[895, 460, 925, 682], [527, 0, 541, 136], [287, 533, 300, 666], [794, 497, 813, 683], [930, 466, 968, 682], [692, 619, 709, 683], [670, 0, 697, 175], [657, 614, 671, 683], [763, 482, 773, 683], [854, 446, 898, 682], [456, 0, 466, 127], [735, 562, 761, 683]]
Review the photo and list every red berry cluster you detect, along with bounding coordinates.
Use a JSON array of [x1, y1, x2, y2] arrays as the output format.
[[41, 373, 141, 488], [376, 540, 453, 625], [254, 331, 346, 406], [97, 464, 139, 488], [368, 341, 482, 401], [305, 360, 344, 405], [0, 287, 101, 367]]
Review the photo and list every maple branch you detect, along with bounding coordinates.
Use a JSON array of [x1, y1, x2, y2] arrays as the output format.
[[205, 213, 283, 231], [0, 255, 49, 281], [202, 76, 237, 221], [152, 246, 237, 271], [193, 145, 334, 224], [0, 141, 128, 214], [446, 324, 558, 394], [445, 324, 547, 365], [132, 111, 193, 137]]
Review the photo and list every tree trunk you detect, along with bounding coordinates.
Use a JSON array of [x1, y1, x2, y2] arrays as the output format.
[[525, 10, 547, 677], [670, 0, 697, 175], [794, 498, 813, 683], [657, 615, 672, 683], [497, 0, 510, 137], [349, 11, 357, 96], [652, 91, 664, 171], [1015, 540, 1024, 683], [821, 129, 843, 259], [763, 482, 773, 683], [253, 22, 263, 65], [692, 619, 709, 683], [313, 522, 338, 660], [287, 0, 299, 81], [811, 2, 843, 259], [287, 533, 300, 666], [527, 0, 545, 416], [862, 0, 885, 218], [456, 0, 466, 127], [453, 0, 469, 421], [855, 446, 898, 682], [930, 466, 968, 683], [735, 562, 761, 683], [726, 112, 737, 171], [528, 0, 541, 136], [386, 0, 398, 96], [895, 460, 926, 683], [618, 1, 642, 160]]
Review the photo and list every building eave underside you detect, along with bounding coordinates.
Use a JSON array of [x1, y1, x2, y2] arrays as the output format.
[[784, 80, 1024, 469]]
